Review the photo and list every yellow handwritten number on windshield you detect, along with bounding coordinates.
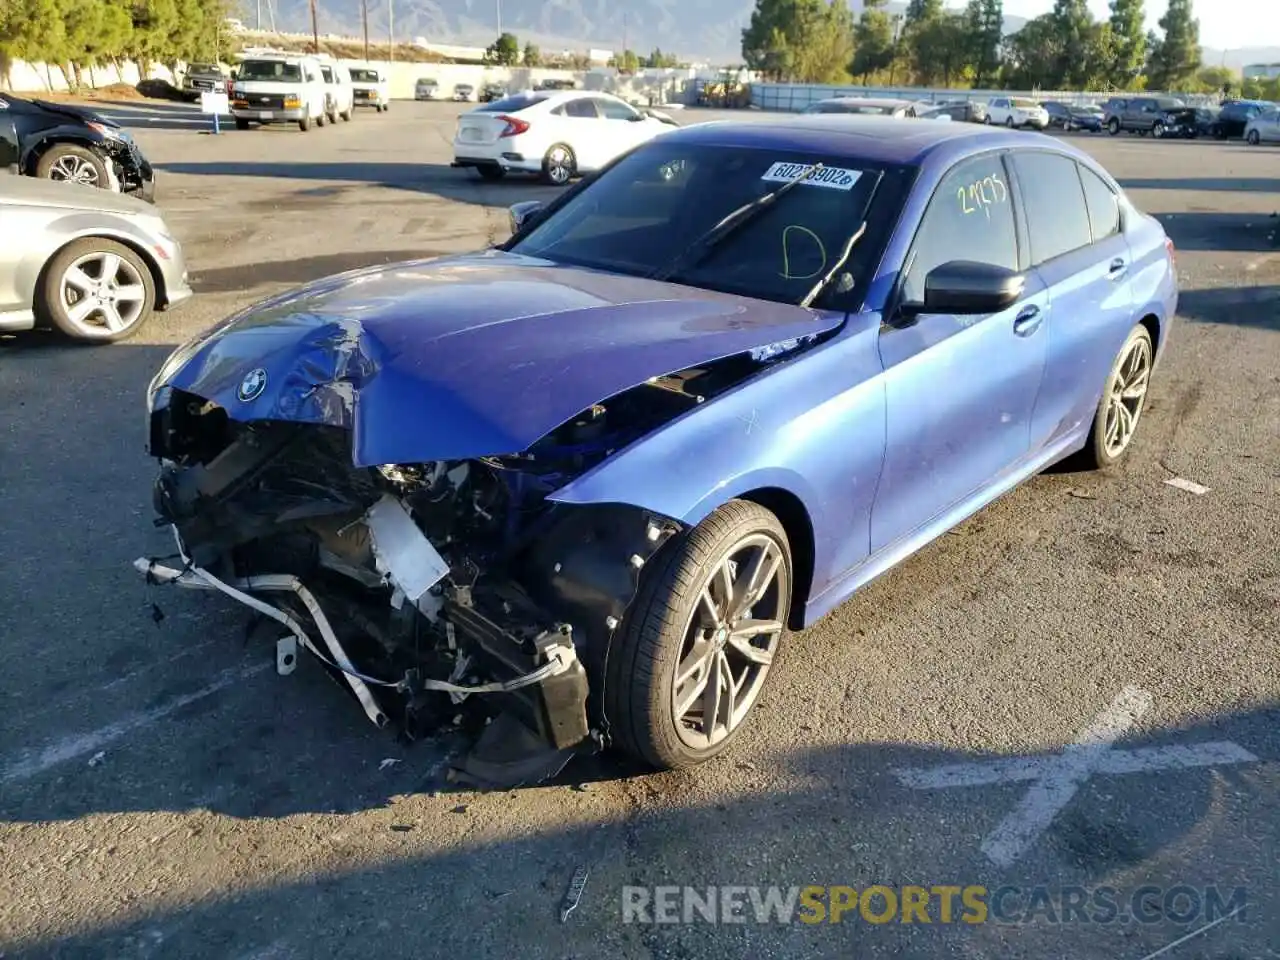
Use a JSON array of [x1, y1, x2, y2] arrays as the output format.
[[958, 174, 1007, 217], [779, 225, 828, 280]]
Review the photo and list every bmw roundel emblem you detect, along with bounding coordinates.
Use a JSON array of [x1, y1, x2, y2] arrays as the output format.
[[237, 368, 268, 402]]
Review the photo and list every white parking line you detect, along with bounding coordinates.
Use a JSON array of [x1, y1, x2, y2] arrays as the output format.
[[891, 685, 1260, 867], [1, 662, 269, 785]]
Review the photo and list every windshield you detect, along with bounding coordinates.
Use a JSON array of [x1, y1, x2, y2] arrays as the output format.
[[508, 142, 912, 307], [188, 63, 219, 74], [418, 78, 436, 86], [238, 60, 301, 82], [1012, 98, 1039, 108], [350, 69, 379, 82]]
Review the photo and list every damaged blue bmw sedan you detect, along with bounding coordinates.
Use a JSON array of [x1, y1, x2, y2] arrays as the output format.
[[138, 117, 1177, 786]]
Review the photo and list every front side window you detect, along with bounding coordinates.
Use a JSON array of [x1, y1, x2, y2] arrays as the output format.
[[1009, 151, 1091, 265], [320, 66, 334, 82], [1079, 165, 1121, 241], [595, 97, 638, 120], [902, 154, 1017, 305], [509, 143, 912, 308]]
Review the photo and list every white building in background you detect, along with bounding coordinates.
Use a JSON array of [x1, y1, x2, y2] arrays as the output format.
[[588, 49, 614, 65], [1243, 63, 1280, 80]]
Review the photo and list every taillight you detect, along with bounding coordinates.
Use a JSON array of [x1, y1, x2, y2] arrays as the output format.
[[497, 114, 529, 137], [1165, 237, 1176, 263]]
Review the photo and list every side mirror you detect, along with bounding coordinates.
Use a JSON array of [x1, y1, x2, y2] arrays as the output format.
[[508, 200, 545, 234], [905, 261, 1026, 317]]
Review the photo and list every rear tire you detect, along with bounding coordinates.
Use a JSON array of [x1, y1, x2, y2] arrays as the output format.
[[1075, 324, 1155, 470], [1108, 117, 1121, 135], [604, 499, 792, 770], [1247, 130, 1260, 145], [234, 117, 250, 130], [340, 106, 352, 121]]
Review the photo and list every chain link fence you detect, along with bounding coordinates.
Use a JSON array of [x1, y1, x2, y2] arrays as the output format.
[[746, 82, 1224, 113]]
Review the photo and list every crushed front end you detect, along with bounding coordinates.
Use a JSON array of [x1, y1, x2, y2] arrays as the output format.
[[138, 387, 684, 786]]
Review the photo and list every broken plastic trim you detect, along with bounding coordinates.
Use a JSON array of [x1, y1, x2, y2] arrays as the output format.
[[134, 527, 578, 723]]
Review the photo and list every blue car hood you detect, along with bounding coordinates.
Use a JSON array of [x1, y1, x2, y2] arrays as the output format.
[[156, 250, 843, 466]]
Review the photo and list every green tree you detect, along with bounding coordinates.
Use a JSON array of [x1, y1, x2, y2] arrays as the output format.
[[484, 31, 520, 66], [1048, 0, 1099, 89], [911, 13, 968, 86], [1146, 0, 1200, 91], [1107, 0, 1145, 87], [644, 47, 678, 68], [901, 0, 945, 84], [742, 0, 853, 83], [963, 0, 1003, 88], [125, 0, 181, 74], [617, 49, 641, 73], [851, 0, 894, 83], [1001, 14, 1062, 89], [521, 42, 540, 67]]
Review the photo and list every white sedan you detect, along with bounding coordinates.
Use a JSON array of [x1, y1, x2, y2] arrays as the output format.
[[451, 90, 677, 185]]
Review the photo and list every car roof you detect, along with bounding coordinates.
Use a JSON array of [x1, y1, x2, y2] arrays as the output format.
[[665, 115, 1044, 166]]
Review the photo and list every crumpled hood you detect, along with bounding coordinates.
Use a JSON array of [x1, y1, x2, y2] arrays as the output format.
[[153, 250, 843, 466]]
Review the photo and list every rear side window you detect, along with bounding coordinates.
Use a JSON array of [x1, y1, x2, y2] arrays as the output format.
[[1010, 151, 1091, 265], [902, 154, 1017, 305], [1079, 166, 1121, 241], [477, 94, 549, 113]]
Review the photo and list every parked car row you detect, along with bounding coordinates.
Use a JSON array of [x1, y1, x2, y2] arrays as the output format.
[[230, 50, 389, 131]]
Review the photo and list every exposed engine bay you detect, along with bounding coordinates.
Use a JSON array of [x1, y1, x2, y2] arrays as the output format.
[[135, 348, 808, 786]]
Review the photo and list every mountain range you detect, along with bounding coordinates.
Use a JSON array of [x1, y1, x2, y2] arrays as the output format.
[[260, 0, 1276, 70]]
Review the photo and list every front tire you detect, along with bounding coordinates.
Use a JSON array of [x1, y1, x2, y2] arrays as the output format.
[[605, 500, 792, 770], [1005, 115, 1015, 128], [1247, 130, 1260, 145], [541, 143, 576, 186], [234, 117, 250, 130], [298, 110, 312, 132], [36, 144, 110, 190], [38, 237, 156, 343], [1077, 324, 1154, 469], [1152, 121, 1164, 138], [340, 106, 352, 121]]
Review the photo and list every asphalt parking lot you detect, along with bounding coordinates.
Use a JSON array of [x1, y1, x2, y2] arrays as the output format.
[[1, 100, 1277, 960]]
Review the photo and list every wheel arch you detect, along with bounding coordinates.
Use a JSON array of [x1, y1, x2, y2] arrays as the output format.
[[737, 486, 815, 632], [34, 232, 167, 321], [21, 133, 109, 177]]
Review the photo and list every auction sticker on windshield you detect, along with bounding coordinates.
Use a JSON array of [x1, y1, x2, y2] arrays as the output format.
[[761, 162, 862, 190]]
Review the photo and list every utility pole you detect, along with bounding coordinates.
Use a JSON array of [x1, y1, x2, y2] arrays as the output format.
[[361, 0, 369, 60], [496, 0, 502, 36], [309, 0, 319, 53], [256, 0, 261, 31], [389, 0, 395, 63]]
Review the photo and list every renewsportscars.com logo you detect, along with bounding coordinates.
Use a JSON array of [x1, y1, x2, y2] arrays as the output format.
[[621, 885, 1249, 926]]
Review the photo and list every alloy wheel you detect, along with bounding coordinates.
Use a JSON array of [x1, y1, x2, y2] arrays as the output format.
[[59, 250, 147, 337], [1103, 334, 1152, 458], [545, 147, 572, 184], [48, 154, 100, 187], [671, 532, 787, 750]]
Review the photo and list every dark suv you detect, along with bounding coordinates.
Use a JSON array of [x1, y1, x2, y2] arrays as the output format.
[[1102, 96, 1185, 136], [1212, 100, 1270, 139], [0, 93, 155, 200]]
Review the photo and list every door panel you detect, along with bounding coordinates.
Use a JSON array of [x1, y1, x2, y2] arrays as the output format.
[[873, 276, 1050, 552], [1011, 153, 1136, 450], [871, 151, 1049, 552]]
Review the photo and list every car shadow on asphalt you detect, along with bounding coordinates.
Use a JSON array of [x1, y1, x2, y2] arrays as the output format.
[[155, 160, 566, 207], [1153, 212, 1280, 253], [1120, 176, 1280, 192], [1176, 285, 1280, 330], [5, 702, 1276, 958], [189, 249, 450, 294]]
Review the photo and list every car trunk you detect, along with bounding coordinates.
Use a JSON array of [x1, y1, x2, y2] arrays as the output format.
[[455, 112, 512, 145]]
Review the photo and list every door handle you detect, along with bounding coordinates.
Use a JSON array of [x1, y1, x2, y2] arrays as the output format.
[[1108, 258, 1128, 279], [1013, 305, 1043, 336]]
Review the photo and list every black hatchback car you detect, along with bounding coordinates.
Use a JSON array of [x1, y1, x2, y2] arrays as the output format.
[[0, 93, 155, 200]]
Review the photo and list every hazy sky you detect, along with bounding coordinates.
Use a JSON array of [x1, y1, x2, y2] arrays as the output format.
[[1000, 0, 1276, 51]]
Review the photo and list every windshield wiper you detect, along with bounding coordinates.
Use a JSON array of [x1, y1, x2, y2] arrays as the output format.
[[798, 170, 885, 309], [650, 162, 826, 282]]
